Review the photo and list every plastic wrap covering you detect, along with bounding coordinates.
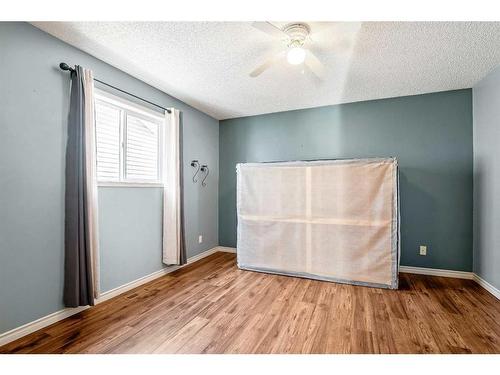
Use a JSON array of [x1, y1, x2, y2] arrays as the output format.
[[236, 158, 400, 289]]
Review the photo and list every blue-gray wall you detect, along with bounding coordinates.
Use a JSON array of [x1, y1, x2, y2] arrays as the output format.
[[0, 22, 219, 333], [219, 90, 473, 272], [473, 66, 500, 291]]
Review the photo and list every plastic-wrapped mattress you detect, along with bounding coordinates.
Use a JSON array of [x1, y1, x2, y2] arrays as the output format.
[[236, 158, 400, 289]]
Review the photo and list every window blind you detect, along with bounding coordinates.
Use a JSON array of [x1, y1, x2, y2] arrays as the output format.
[[94, 91, 164, 184], [125, 114, 160, 181]]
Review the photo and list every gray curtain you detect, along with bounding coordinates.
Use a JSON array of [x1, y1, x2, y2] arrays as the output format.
[[63, 66, 96, 307]]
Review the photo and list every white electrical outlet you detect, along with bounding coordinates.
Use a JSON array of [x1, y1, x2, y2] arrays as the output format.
[[419, 245, 427, 256], [198, 235, 203, 244]]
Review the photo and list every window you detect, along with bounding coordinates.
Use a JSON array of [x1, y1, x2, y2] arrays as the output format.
[[94, 89, 164, 185]]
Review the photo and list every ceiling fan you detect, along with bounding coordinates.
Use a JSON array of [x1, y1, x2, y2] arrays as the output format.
[[250, 21, 326, 79]]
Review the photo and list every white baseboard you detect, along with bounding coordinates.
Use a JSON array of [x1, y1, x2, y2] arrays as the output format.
[[2, 248, 497, 347], [473, 274, 500, 300], [0, 305, 89, 348], [215, 253, 497, 299], [0, 246, 220, 347], [97, 246, 220, 303], [215, 246, 237, 253], [185, 248, 498, 299], [399, 266, 499, 299], [399, 266, 474, 280]]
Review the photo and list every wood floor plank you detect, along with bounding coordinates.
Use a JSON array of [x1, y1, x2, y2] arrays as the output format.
[[1, 252, 499, 354]]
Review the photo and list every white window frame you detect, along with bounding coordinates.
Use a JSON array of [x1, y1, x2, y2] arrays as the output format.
[[95, 88, 165, 187]]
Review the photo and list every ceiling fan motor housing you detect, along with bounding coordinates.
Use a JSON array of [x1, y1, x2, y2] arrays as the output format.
[[283, 23, 311, 47]]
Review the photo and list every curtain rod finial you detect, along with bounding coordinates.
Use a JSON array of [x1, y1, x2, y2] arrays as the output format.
[[59, 62, 74, 72]]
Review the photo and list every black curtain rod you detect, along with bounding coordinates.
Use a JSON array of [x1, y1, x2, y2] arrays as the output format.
[[59, 63, 171, 114]]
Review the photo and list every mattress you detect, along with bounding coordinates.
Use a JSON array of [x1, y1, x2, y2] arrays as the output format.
[[236, 158, 400, 289]]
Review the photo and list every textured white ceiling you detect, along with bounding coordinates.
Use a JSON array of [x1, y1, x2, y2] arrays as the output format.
[[33, 22, 500, 120]]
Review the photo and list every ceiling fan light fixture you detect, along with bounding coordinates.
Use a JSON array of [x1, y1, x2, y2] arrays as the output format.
[[287, 47, 306, 65]]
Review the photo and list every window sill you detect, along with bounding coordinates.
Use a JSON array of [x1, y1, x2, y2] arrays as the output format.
[[98, 182, 163, 188]]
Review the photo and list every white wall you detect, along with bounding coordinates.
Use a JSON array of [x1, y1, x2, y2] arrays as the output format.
[[473, 65, 500, 290]]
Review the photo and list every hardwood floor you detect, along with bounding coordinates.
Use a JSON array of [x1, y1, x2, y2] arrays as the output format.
[[1, 252, 499, 354]]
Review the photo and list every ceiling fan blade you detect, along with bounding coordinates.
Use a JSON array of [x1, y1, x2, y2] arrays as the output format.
[[304, 50, 325, 80], [251, 22, 287, 39], [249, 51, 285, 77]]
